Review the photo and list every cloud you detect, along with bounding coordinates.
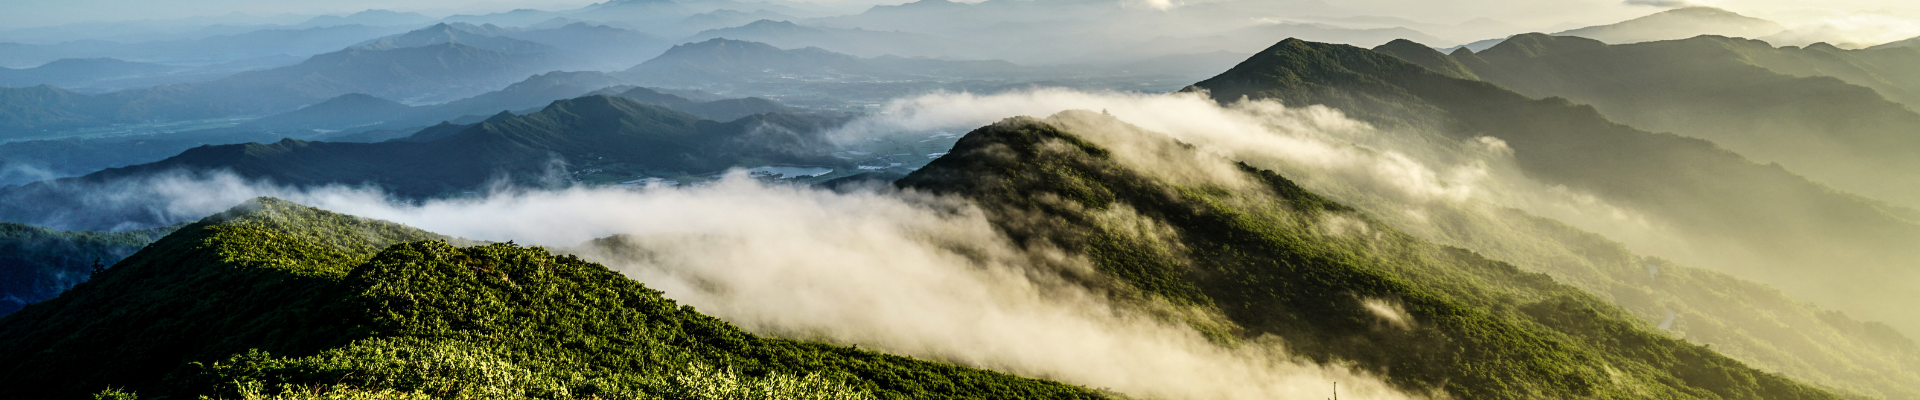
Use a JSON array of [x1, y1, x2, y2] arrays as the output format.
[[6, 169, 1423, 400]]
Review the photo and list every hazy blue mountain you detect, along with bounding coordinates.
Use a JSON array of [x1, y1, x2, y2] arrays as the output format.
[[602, 86, 796, 121], [0, 58, 181, 89], [0, 25, 413, 68], [666, 9, 798, 37], [0, 42, 555, 137], [439, 8, 569, 27], [0, 95, 848, 226], [501, 22, 670, 70], [293, 9, 436, 28], [1554, 7, 1784, 44], [621, 38, 890, 84], [0, 129, 286, 186], [685, 19, 979, 59], [355, 23, 555, 55], [239, 93, 415, 131]]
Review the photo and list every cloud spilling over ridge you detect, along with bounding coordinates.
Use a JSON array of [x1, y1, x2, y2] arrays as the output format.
[[829, 88, 1688, 268], [27, 171, 1425, 400]]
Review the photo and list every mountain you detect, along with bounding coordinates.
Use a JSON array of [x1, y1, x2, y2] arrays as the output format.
[[0, 223, 174, 315], [1109, 51, 1254, 79], [600, 86, 796, 121], [0, 58, 181, 89], [396, 71, 635, 127], [499, 22, 669, 70], [667, 9, 798, 37], [0, 197, 1101, 399], [294, 9, 436, 28], [356, 23, 555, 55], [0, 128, 284, 186], [0, 85, 104, 133], [1, 41, 556, 138], [0, 95, 847, 228], [897, 110, 1842, 399], [440, 8, 569, 27], [685, 19, 979, 59], [1553, 7, 1784, 44], [1064, 22, 1441, 66], [0, 24, 412, 68], [621, 38, 890, 85], [1191, 38, 1920, 354], [1390, 34, 1920, 213], [1869, 35, 1920, 50], [239, 93, 415, 131]]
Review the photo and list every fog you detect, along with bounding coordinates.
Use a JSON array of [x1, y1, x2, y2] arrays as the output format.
[[19, 171, 1417, 400]]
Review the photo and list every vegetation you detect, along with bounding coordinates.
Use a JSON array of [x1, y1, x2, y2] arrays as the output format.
[[0, 222, 174, 315], [1393, 33, 1920, 211], [899, 114, 1841, 399], [1189, 38, 1920, 359], [0, 198, 1107, 399]]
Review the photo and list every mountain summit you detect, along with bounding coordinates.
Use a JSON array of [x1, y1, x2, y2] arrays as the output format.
[[1554, 7, 1784, 44]]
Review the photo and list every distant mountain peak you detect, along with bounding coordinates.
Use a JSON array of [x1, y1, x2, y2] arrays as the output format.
[[1554, 5, 1783, 44], [482, 110, 517, 124]]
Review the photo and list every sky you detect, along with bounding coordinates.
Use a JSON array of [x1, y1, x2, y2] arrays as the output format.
[[1, 0, 1917, 41]]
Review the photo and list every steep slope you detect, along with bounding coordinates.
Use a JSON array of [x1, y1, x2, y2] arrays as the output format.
[[1399, 34, 1920, 210], [1190, 38, 1920, 347], [898, 112, 1838, 399], [1553, 7, 1784, 44], [0, 223, 174, 315], [0, 198, 1103, 399]]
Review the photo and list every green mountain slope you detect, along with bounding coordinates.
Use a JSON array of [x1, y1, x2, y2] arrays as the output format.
[[898, 111, 1836, 399], [0, 198, 1106, 399], [1395, 33, 1920, 211], [1187, 38, 1920, 343], [0, 223, 174, 315]]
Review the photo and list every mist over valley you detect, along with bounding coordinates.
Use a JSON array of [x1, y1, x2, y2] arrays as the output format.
[[2, 0, 1919, 399]]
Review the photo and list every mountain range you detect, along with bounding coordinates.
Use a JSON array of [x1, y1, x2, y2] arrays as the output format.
[[0, 95, 846, 229], [1553, 7, 1784, 44], [1383, 34, 1920, 212], [1192, 38, 1920, 368]]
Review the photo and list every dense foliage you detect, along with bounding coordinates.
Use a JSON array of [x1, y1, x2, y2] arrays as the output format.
[[899, 114, 1840, 399], [0, 198, 1106, 400], [1188, 38, 1920, 368], [0, 222, 173, 315]]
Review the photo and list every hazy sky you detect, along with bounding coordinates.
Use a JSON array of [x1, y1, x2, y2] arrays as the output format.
[[1, 0, 1916, 33]]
